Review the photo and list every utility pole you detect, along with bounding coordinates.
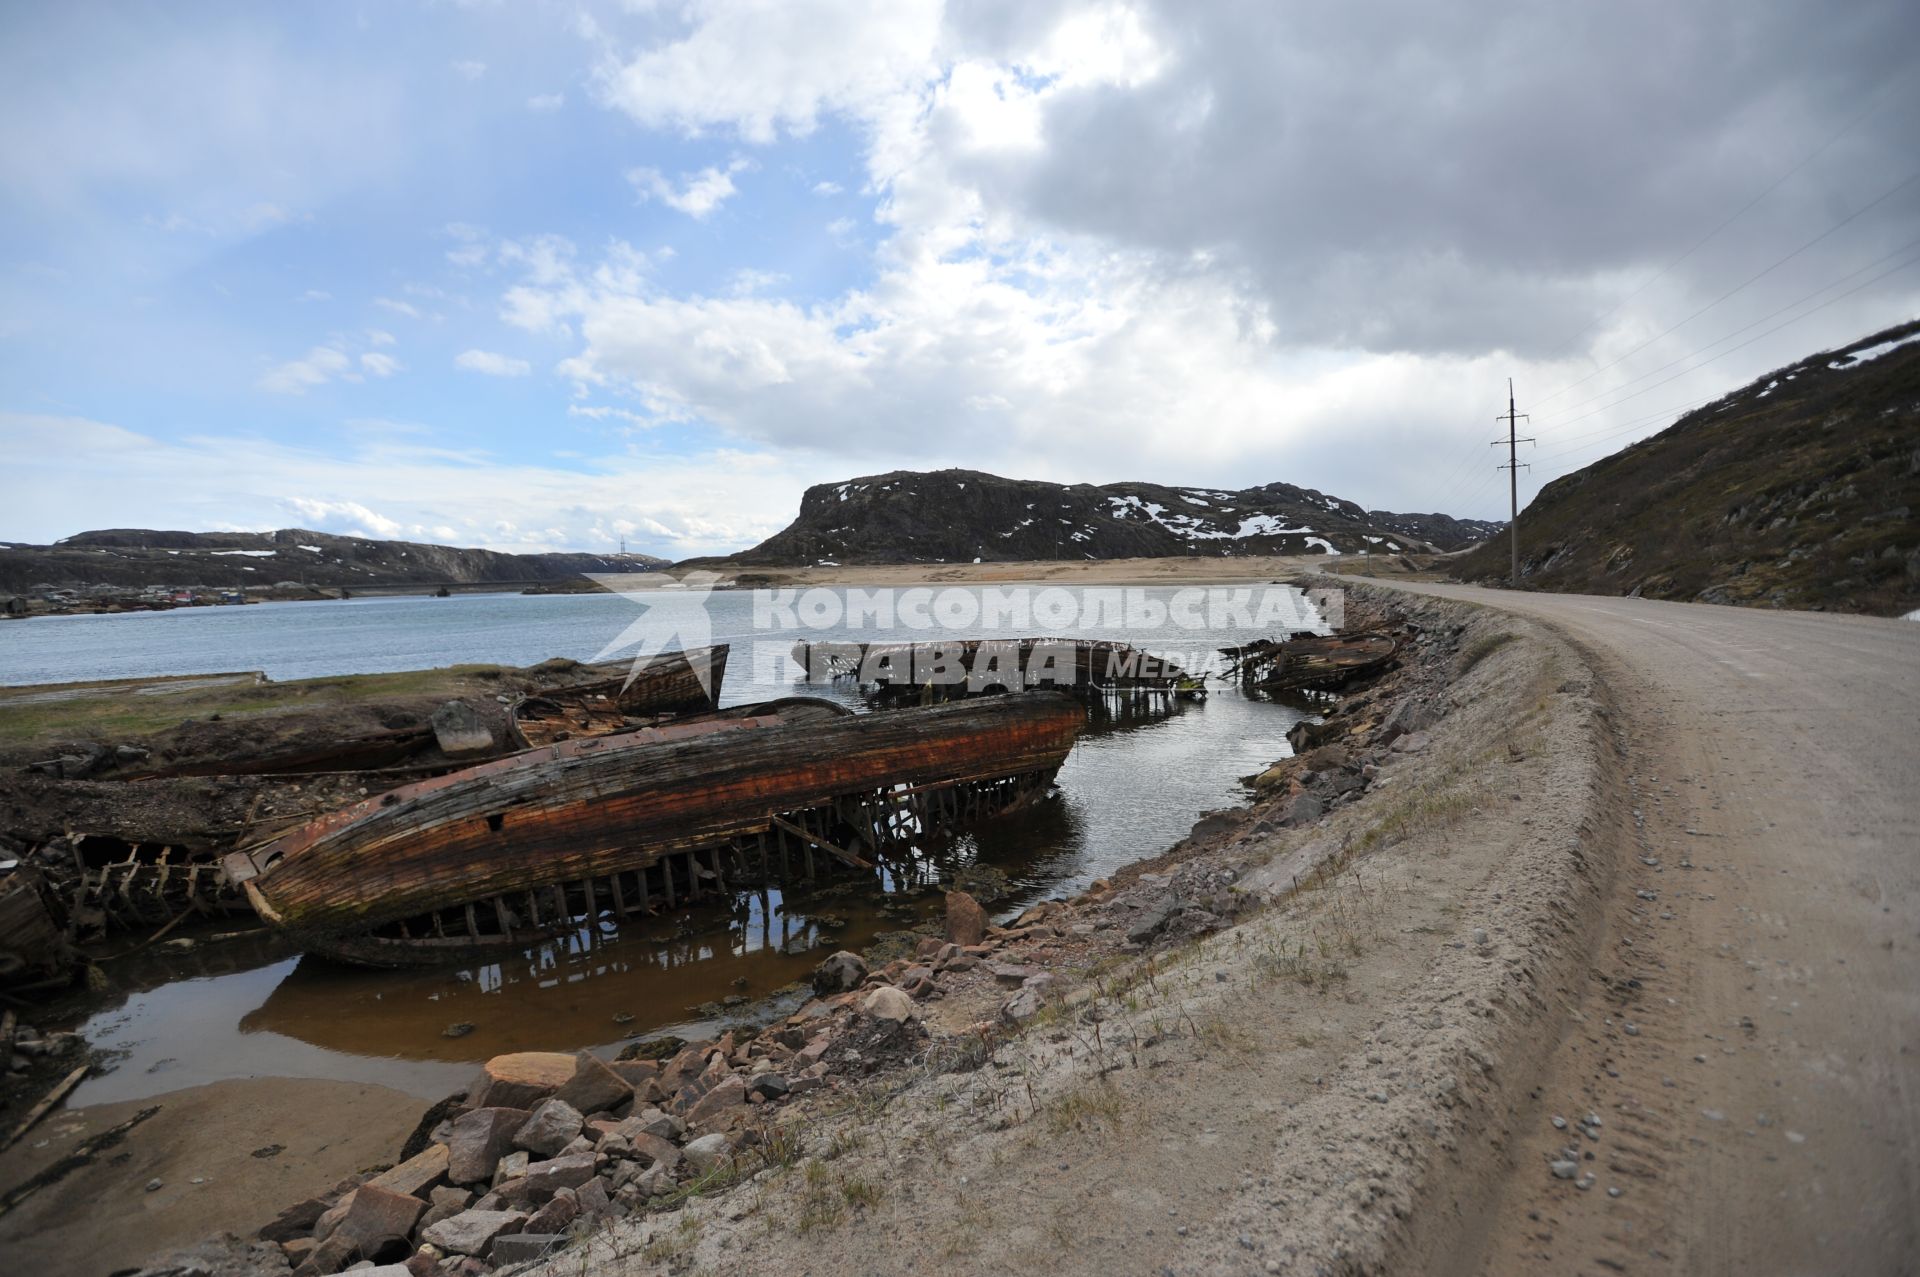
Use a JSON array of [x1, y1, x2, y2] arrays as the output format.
[[1493, 379, 1533, 588]]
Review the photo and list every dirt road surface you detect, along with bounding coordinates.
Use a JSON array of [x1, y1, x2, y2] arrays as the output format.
[[1374, 582, 1920, 1274]]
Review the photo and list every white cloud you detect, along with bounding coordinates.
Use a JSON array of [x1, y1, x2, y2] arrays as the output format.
[[628, 158, 753, 219], [0, 411, 829, 557], [811, 180, 842, 196], [285, 497, 404, 538], [259, 345, 353, 394], [569, 404, 658, 429], [360, 351, 402, 377], [299, 289, 332, 302], [592, 0, 943, 143], [452, 59, 488, 81], [455, 349, 532, 377], [365, 328, 396, 347], [527, 92, 565, 112], [373, 296, 421, 319]]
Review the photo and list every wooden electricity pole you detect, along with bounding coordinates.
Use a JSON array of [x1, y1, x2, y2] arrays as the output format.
[[1493, 379, 1533, 588]]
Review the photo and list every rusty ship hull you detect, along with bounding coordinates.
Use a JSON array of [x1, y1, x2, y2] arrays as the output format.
[[225, 694, 1082, 964]]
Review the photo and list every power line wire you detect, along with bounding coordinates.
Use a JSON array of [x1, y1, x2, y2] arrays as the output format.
[[1534, 167, 1920, 405]]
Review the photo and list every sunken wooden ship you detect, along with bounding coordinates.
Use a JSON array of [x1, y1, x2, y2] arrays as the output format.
[[223, 693, 1083, 965], [1220, 631, 1402, 693]]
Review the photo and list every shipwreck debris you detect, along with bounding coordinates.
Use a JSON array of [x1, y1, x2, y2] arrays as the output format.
[[224, 694, 1083, 966], [1220, 631, 1402, 693], [507, 645, 729, 749]]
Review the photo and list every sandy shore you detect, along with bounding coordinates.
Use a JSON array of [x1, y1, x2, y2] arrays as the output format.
[[0, 1077, 427, 1276]]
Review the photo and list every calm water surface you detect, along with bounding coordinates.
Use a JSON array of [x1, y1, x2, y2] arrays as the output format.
[[0, 586, 1322, 1105]]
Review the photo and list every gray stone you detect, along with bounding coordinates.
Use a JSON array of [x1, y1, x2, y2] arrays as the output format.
[[1002, 974, 1059, 1023], [1549, 1160, 1578, 1179], [492, 1151, 530, 1188], [421, 1208, 527, 1257], [520, 1153, 597, 1201], [491, 1234, 567, 1265], [860, 986, 916, 1022], [1382, 698, 1438, 741], [747, 1073, 790, 1101], [1284, 792, 1324, 825], [446, 1107, 531, 1184], [616, 1107, 683, 1142], [513, 1098, 585, 1157], [682, 1133, 734, 1175], [811, 950, 869, 995], [432, 701, 495, 758]]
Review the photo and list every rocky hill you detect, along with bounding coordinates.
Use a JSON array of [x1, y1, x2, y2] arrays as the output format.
[[714, 471, 1499, 567], [1454, 319, 1920, 615], [0, 528, 665, 595]]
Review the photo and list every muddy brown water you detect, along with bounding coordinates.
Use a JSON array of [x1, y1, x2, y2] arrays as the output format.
[[10, 585, 1323, 1106]]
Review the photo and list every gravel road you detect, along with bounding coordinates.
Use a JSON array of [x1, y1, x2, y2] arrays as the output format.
[[1377, 582, 1920, 1275]]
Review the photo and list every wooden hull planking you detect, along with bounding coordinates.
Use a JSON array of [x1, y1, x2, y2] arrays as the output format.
[[227, 694, 1082, 960]]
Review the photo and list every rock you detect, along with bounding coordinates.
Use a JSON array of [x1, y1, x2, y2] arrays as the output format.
[[987, 962, 1031, 986], [656, 1042, 714, 1096], [431, 701, 495, 759], [1284, 792, 1325, 825], [747, 1073, 790, 1101], [366, 1143, 449, 1200], [861, 985, 916, 1022], [491, 1234, 566, 1265], [683, 1075, 749, 1127], [1125, 899, 1179, 944], [258, 1196, 333, 1243], [492, 1151, 530, 1187], [682, 1132, 735, 1175], [418, 1186, 475, 1234], [551, 1051, 633, 1116], [1187, 810, 1241, 841], [421, 1209, 528, 1257], [1381, 698, 1438, 742], [574, 1178, 612, 1219], [322, 1184, 425, 1262], [469, 1053, 575, 1110], [609, 1059, 663, 1099], [520, 1153, 597, 1201], [1550, 1160, 1578, 1179], [616, 1107, 683, 1143], [512, 1098, 585, 1157], [623, 1131, 682, 1171], [1471, 927, 1489, 947], [1390, 730, 1431, 754], [129, 1236, 296, 1277], [446, 1108, 531, 1184], [944, 891, 988, 946], [1002, 974, 1059, 1023], [524, 1187, 579, 1234], [812, 950, 869, 996]]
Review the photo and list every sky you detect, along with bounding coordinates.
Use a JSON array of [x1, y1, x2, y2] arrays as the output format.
[[2, 0, 1916, 559]]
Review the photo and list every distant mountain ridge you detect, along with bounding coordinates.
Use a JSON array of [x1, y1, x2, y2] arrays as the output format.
[[712, 470, 1501, 567], [0, 527, 665, 594], [1454, 319, 1920, 615]]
